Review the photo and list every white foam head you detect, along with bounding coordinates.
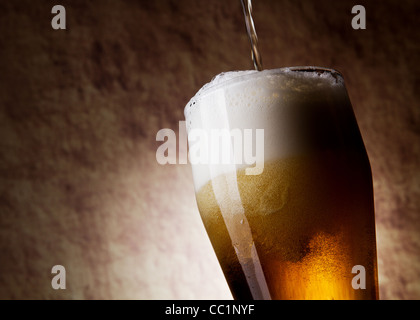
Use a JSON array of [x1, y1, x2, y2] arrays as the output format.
[[184, 67, 347, 191]]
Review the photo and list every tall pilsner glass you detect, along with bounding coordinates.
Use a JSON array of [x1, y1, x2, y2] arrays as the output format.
[[184, 67, 379, 300]]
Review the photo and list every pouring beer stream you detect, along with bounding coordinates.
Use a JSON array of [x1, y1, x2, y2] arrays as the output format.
[[241, 0, 263, 71]]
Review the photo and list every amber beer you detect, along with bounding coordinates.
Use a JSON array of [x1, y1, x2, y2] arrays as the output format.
[[184, 67, 379, 300]]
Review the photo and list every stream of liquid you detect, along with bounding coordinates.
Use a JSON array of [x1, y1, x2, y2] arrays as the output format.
[[241, 0, 263, 71]]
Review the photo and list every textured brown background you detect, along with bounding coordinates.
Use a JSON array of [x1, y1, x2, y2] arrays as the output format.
[[0, 0, 419, 299]]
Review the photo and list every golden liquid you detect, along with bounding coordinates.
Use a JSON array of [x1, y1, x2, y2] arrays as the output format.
[[196, 151, 378, 300]]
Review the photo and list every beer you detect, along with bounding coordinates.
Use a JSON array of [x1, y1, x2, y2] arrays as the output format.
[[240, 0, 263, 71], [185, 68, 379, 300]]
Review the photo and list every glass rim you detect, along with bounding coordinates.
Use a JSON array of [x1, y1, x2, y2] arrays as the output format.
[[185, 66, 344, 115]]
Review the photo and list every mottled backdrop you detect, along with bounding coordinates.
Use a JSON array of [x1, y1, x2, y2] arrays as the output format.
[[0, 0, 419, 299]]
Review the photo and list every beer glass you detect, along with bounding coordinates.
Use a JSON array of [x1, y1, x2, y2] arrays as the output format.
[[184, 67, 379, 300]]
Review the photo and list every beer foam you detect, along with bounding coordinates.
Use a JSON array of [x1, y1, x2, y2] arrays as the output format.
[[196, 70, 259, 97], [185, 67, 347, 191]]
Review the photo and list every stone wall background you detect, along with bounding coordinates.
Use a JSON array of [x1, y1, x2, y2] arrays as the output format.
[[0, 0, 419, 299]]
